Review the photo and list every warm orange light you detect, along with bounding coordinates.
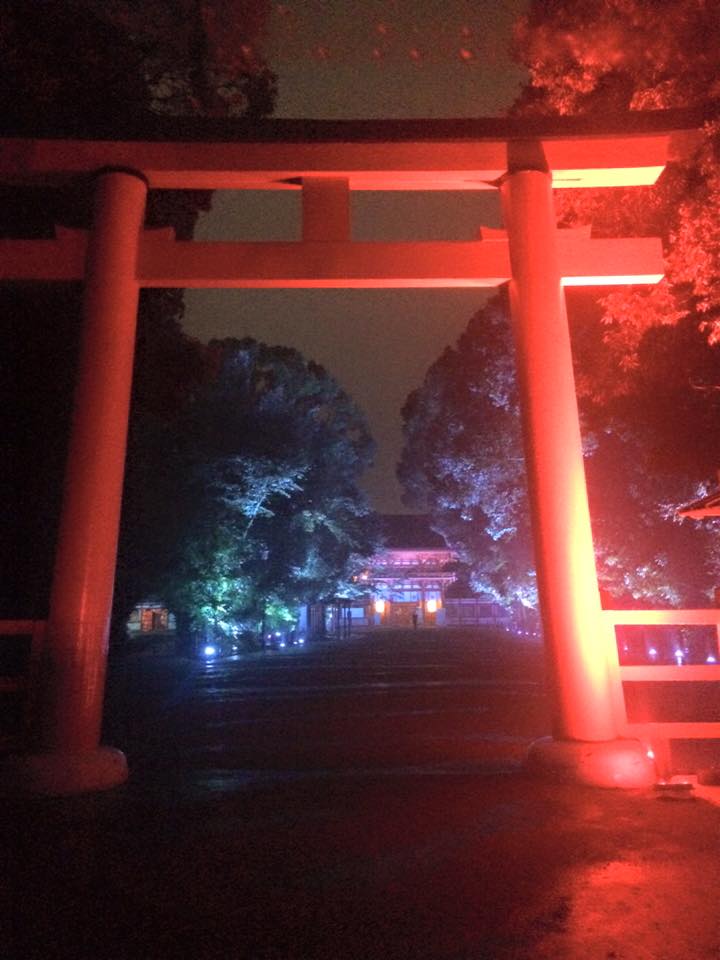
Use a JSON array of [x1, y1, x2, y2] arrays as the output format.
[[562, 274, 663, 287], [426, 598, 438, 614], [374, 599, 386, 614], [550, 165, 665, 189]]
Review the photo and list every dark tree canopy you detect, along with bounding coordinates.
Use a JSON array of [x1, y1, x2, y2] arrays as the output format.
[[398, 0, 720, 611], [0, 0, 276, 134], [398, 292, 535, 607], [512, 0, 720, 357], [1, 0, 276, 621], [141, 338, 377, 638], [399, 292, 720, 608], [512, 0, 720, 116]]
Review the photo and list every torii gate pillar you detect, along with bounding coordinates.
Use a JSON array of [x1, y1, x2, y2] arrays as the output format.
[[4, 169, 147, 794], [501, 168, 654, 786]]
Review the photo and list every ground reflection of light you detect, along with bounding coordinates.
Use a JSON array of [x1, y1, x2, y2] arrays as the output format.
[[588, 861, 647, 886], [557, 856, 713, 957]]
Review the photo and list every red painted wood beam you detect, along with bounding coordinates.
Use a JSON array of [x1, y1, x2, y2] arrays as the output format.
[[620, 665, 720, 681], [0, 233, 86, 281], [603, 609, 720, 625], [0, 129, 698, 191], [0, 234, 664, 288], [30, 171, 145, 794], [624, 721, 720, 738]]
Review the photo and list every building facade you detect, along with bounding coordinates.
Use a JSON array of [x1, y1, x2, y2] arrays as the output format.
[[325, 516, 511, 633]]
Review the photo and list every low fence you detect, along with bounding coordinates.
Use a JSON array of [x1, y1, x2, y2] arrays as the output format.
[[443, 598, 513, 627], [604, 609, 720, 742]]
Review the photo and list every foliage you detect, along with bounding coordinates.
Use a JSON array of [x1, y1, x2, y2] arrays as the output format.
[[512, 0, 720, 361], [512, 0, 720, 116], [399, 291, 720, 608], [0, 0, 276, 133], [578, 296, 720, 605], [154, 338, 377, 638], [1, 0, 276, 624], [396, 0, 720, 609], [109, 0, 276, 119], [398, 293, 536, 607], [110, 304, 207, 635]]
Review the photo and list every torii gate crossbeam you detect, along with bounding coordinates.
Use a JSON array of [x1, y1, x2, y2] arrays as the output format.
[[0, 114, 703, 793]]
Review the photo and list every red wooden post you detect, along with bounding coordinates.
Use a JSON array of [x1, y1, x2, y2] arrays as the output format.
[[501, 167, 656, 786], [6, 169, 147, 794], [302, 177, 350, 242], [501, 167, 618, 742]]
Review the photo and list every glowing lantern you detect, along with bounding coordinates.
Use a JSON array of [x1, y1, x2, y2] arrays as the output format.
[[426, 598, 438, 614], [374, 599, 386, 614]]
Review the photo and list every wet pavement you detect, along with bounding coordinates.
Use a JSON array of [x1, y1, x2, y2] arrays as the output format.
[[3, 628, 720, 959]]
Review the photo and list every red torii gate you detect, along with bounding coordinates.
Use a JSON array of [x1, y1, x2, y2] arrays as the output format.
[[0, 113, 702, 793]]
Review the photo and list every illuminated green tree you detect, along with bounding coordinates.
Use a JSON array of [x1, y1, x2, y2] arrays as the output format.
[[159, 339, 377, 640]]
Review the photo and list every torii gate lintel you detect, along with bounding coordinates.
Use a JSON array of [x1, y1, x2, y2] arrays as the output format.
[[0, 229, 663, 287]]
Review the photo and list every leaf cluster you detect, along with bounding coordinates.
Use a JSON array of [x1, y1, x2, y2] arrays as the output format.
[[393, 0, 720, 608], [512, 0, 720, 363], [141, 337, 377, 639], [0, 0, 276, 133], [398, 293, 536, 607], [399, 289, 720, 609]]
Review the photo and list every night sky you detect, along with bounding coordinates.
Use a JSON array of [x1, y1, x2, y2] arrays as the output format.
[[183, 0, 529, 512]]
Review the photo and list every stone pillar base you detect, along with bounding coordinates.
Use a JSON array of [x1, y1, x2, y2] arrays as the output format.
[[525, 736, 657, 789], [0, 747, 128, 796]]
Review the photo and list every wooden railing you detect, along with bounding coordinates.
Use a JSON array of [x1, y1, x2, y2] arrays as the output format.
[[603, 609, 720, 741]]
